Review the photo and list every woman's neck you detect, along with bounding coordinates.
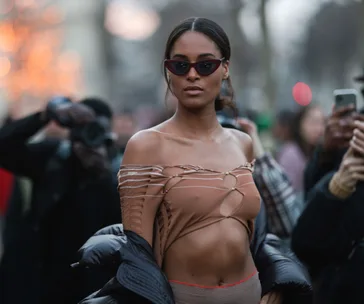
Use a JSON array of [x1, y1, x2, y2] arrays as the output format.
[[172, 105, 221, 140]]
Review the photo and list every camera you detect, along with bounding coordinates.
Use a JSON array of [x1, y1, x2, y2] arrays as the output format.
[[71, 118, 114, 148], [46, 97, 114, 148]]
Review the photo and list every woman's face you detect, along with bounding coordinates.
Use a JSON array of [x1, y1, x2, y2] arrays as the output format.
[[167, 31, 229, 111], [300, 107, 325, 146]]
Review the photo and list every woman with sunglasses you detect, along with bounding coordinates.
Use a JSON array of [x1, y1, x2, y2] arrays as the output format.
[[76, 18, 312, 304], [119, 17, 273, 304]]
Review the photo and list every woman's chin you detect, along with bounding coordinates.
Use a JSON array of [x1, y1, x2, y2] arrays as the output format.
[[179, 97, 211, 110]]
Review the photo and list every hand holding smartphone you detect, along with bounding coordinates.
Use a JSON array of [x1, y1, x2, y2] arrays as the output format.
[[322, 89, 358, 151], [351, 120, 364, 156], [334, 89, 358, 114]]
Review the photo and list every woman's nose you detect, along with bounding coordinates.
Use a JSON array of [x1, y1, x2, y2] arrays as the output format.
[[186, 66, 200, 81]]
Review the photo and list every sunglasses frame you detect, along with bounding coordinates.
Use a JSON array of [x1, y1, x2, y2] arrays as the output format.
[[164, 57, 225, 76]]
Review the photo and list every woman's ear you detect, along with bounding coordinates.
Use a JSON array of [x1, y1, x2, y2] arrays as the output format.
[[223, 60, 229, 79]]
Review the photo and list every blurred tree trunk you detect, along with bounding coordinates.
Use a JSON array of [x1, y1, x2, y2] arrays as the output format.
[[360, 1, 364, 65], [259, 0, 276, 111], [229, 0, 244, 96]]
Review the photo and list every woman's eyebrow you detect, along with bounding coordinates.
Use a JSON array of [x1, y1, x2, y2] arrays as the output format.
[[171, 54, 188, 59], [197, 53, 216, 59], [171, 53, 217, 59]]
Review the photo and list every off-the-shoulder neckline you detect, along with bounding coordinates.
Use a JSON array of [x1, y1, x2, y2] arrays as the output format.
[[119, 162, 255, 174]]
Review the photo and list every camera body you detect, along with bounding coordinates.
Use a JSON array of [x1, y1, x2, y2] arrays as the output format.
[[46, 97, 113, 148], [70, 118, 113, 148]]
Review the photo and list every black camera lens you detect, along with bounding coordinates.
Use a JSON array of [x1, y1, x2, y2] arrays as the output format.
[[84, 122, 104, 139], [80, 122, 107, 147], [70, 117, 112, 148]]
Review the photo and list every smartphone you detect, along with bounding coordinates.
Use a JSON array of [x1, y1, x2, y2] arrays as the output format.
[[334, 89, 357, 111]]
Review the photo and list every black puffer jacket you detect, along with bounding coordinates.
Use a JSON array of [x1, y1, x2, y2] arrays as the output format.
[[74, 204, 312, 304]]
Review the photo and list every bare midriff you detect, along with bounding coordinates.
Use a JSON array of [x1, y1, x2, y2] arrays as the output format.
[[163, 219, 256, 286]]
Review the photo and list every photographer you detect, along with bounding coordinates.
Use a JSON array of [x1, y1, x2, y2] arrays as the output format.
[[304, 73, 364, 197], [0, 97, 121, 304], [304, 105, 364, 197], [292, 118, 364, 303]]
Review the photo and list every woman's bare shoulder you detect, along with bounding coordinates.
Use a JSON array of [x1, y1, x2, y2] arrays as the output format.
[[122, 129, 163, 165], [224, 128, 254, 161], [227, 128, 252, 143]]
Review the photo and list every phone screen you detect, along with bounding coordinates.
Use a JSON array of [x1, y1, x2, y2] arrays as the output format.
[[334, 89, 357, 112]]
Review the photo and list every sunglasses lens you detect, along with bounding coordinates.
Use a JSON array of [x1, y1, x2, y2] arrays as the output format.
[[165, 59, 222, 76], [196, 60, 220, 76], [166, 61, 190, 75]]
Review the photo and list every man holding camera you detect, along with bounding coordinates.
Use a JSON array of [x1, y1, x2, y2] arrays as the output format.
[[0, 97, 121, 304]]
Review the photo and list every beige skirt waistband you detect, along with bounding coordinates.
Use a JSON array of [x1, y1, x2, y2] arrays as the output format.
[[170, 271, 262, 304]]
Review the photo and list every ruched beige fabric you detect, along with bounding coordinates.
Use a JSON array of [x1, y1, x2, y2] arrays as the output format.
[[117, 163, 261, 267]]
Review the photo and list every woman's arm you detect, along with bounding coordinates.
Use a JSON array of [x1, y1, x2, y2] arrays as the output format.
[[0, 112, 59, 179], [118, 130, 163, 247]]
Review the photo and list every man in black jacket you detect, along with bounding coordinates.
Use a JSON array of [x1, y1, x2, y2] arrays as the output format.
[[0, 97, 121, 304]]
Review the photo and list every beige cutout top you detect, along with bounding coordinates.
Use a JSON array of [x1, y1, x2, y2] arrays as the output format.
[[118, 163, 261, 267]]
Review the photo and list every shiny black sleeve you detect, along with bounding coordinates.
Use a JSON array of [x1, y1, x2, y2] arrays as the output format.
[[252, 202, 312, 302]]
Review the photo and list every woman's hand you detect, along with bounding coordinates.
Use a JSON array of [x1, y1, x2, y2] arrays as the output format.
[[330, 120, 364, 199], [323, 105, 356, 151], [260, 291, 282, 304]]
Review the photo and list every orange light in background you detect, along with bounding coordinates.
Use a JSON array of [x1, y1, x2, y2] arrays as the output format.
[[25, 43, 54, 71], [0, 56, 11, 77], [0, 23, 18, 52], [0, 3, 83, 116]]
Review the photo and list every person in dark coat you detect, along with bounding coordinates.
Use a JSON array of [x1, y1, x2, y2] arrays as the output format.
[[0, 97, 121, 304], [292, 118, 364, 304]]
